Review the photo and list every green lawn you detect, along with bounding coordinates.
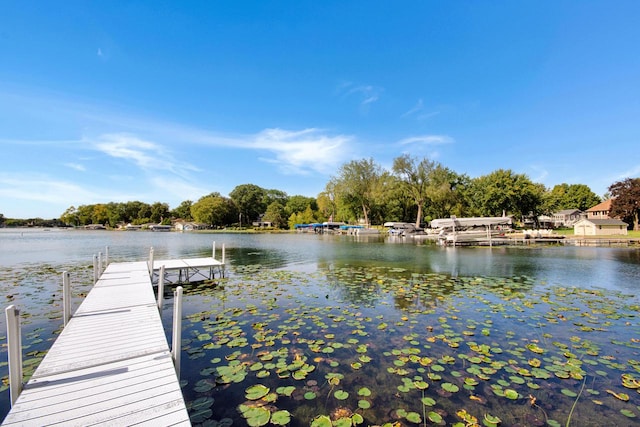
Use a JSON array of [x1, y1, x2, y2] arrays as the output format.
[[553, 228, 640, 238]]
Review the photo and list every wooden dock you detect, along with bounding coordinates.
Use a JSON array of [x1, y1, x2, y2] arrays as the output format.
[[2, 261, 191, 426]]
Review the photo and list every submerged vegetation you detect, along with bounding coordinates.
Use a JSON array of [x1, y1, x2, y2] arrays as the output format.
[[177, 265, 640, 427]]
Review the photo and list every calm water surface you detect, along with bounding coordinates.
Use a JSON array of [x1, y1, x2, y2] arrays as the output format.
[[1, 229, 639, 425]]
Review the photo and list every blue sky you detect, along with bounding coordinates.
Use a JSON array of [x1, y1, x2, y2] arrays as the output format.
[[1, 1, 639, 219]]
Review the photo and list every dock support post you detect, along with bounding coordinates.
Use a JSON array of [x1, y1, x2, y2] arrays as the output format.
[[221, 244, 226, 277], [212, 241, 216, 259], [157, 265, 165, 310], [93, 255, 98, 284], [5, 305, 23, 406], [105, 246, 109, 267], [172, 286, 183, 379], [148, 247, 155, 279], [63, 271, 71, 326], [98, 252, 103, 275]]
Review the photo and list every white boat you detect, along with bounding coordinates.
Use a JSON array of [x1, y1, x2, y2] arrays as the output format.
[[430, 217, 512, 245], [149, 224, 172, 232], [383, 222, 423, 236]]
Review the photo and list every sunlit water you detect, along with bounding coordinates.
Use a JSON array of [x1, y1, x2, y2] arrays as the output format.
[[1, 229, 639, 425]]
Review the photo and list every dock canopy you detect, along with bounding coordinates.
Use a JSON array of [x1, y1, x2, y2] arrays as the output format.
[[430, 217, 512, 229]]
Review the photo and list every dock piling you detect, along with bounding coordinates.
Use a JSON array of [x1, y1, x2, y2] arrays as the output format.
[[157, 265, 165, 310], [148, 247, 155, 278], [5, 305, 23, 406], [63, 271, 71, 326], [171, 286, 184, 379], [92, 255, 98, 284]]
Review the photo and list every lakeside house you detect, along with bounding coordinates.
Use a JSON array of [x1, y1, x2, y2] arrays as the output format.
[[586, 199, 613, 219], [173, 221, 207, 231], [573, 218, 628, 236], [552, 209, 585, 227]]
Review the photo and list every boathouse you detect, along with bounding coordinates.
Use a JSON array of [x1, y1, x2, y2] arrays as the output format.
[[573, 218, 628, 236]]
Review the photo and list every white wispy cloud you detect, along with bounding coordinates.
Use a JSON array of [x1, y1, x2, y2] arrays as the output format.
[[401, 99, 424, 117], [89, 133, 200, 177], [336, 82, 383, 110], [614, 165, 640, 181], [65, 162, 86, 172], [250, 128, 353, 174], [398, 135, 453, 146], [401, 98, 440, 121]]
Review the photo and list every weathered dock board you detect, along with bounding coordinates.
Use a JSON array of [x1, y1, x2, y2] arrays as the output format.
[[2, 261, 190, 426]]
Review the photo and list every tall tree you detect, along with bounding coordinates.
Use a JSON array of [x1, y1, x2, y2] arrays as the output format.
[[392, 154, 436, 227], [609, 178, 640, 230], [191, 195, 237, 227], [264, 189, 288, 208], [285, 195, 317, 217], [425, 165, 465, 220], [333, 158, 383, 226], [229, 184, 267, 226], [469, 169, 543, 222], [60, 206, 79, 226], [150, 202, 170, 224], [172, 200, 194, 221], [543, 183, 601, 213], [264, 202, 287, 228]]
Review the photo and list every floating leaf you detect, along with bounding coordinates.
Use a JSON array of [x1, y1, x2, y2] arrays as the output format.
[[442, 382, 459, 393], [358, 387, 372, 397], [427, 411, 443, 423], [271, 410, 291, 425], [334, 390, 349, 400], [311, 415, 332, 427], [405, 412, 422, 424], [245, 384, 270, 400], [504, 389, 519, 400]]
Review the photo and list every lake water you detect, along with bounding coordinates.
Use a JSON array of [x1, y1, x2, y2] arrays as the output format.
[[1, 229, 640, 426]]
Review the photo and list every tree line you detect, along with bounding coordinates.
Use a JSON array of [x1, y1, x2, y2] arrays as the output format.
[[7, 155, 637, 231]]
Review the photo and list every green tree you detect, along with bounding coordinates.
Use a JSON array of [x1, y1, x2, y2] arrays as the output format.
[[543, 183, 601, 213], [426, 166, 467, 220], [92, 204, 109, 225], [172, 200, 193, 221], [609, 178, 640, 230], [229, 184, 267, 226], [0, 213, 4, 227], [264, 189, 288, 208], [392, 154, 436, 227], [264, 202, 287, 228], [468, 169, 543, 222], [333, 158, 383, 226], [60, 206, 79, 226], [317, 181, 338, 221], [150, 202, 170, 224], [137, 203, 152, 223], [191, 195, 237, 227], [285, 195, 318, 217]]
